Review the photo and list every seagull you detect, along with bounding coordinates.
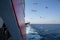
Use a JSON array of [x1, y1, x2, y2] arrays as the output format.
[[32, 3, 38, 5], [45, 6, 48, 9], [58, 0, 60, 2], [31, 10, 37, 12]]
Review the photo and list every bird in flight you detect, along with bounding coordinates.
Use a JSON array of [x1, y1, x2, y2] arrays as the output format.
[[45, 6, 48, 9], [31, 10, 37, 12]]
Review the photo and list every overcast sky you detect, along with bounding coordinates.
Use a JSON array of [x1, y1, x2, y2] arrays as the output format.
[[25, 0, 60, 24]]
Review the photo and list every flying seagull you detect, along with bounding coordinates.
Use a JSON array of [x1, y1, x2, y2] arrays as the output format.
[[31, 10, 37, 12], [45, 6, 48, 9]]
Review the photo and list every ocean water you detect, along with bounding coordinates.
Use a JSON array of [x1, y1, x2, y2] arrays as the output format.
[[30, 24, 60, 34], [26, 24, 60, 40]]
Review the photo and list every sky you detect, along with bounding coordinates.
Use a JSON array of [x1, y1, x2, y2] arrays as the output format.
[[25, 0, 60, 24]]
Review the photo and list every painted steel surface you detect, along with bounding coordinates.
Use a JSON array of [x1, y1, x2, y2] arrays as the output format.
[[0, 0, 25, 40]]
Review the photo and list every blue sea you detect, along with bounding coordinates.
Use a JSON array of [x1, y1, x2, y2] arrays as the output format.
[[26, 24, 60, 40]]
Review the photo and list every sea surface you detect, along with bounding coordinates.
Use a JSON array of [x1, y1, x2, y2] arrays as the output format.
[[26, 24, 60, 40]]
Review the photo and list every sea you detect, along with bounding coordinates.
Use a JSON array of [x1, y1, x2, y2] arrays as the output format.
[[26, 24, 60, 40]]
